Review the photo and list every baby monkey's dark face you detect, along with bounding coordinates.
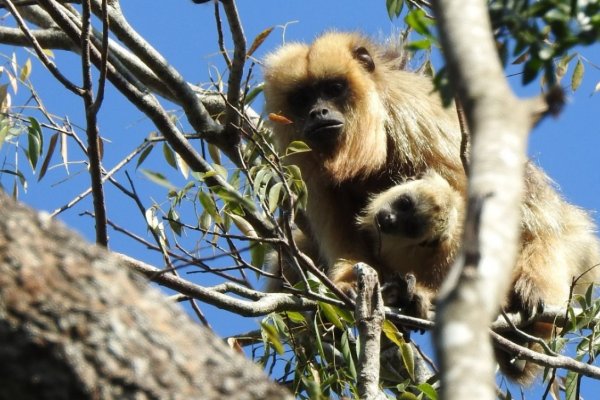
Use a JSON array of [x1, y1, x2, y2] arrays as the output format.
[[358, 173, 461, 248], [287, 79, 349, 154], [374, 192, 432, 241]]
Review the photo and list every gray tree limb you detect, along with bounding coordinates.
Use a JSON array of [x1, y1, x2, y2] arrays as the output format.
[[432, 0, 533, 399], [354, 263, 386, 400]]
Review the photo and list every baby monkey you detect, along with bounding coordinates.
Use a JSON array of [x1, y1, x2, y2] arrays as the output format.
[[358, 168, 600, 384], [357, 171, 463, 318]]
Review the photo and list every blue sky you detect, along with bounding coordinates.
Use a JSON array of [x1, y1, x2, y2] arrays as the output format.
[[1, 0, 599, 397]]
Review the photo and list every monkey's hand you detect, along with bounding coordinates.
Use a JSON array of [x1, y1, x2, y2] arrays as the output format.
[[381, 273, 432, 320]]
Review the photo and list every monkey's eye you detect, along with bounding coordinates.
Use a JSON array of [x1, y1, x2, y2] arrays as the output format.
[[322, 80, 347, 99], [288, 89, 313, 111]]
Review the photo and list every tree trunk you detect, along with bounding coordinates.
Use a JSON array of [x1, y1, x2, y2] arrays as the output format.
[[0, 191, 291, 400]]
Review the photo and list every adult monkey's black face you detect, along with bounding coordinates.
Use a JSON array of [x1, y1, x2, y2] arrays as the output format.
[[285, 46, 375, 155], [288, 79, 348, 153]]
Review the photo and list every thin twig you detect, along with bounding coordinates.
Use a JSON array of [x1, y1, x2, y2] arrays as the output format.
[[213, 0, 231, 68], [91, 0, 109, 114], [81, 0, 108, 246], [221, 0, 246, 149]]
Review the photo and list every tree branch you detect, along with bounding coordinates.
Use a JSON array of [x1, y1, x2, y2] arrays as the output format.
[[116, 253, 318, 317], [354, 263, 386, 400], [221, 0, 246, 150], [432, 1, 544, 398], [81, 0, 108, 246]]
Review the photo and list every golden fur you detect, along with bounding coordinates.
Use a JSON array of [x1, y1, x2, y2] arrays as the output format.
[[356, 171, 463, 292], [263, 31, 599, 384], [357, 165, 599, 383], [263, 32, 464, 293]]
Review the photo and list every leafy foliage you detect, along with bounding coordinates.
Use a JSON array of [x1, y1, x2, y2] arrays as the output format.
[[489, 0, 600, 85]]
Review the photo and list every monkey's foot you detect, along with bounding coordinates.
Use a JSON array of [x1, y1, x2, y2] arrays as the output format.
[[381, 273, 431, 320]]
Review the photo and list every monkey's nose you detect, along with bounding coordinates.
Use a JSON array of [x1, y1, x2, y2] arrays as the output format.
[[309, 107, 329, 120]]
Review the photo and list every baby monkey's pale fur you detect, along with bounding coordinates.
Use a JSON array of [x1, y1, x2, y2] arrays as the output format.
[[263, 31, 599, 384]]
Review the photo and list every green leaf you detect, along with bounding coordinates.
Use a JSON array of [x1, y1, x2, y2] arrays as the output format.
[[253, 167, 272, 197], [0, 123, 10, 151], [318, 302, 344, 330], [167, 208, 182, 236], [175, 152, 189, 179], [0, 169, 26, 187], [340, 330, 357, 379], [28, 117, 43, 150], [198, 210, 212, 233], [144, 206, 159, 231], [400, 342, 415, 381], [404, 9, 433, 36], [136, 143, 153, 169], [229, 213, 257, 238], [0, 84, 7, 107], [260, 321, 285, 355], [198, 190, 218, 219], [417, 383, 438, 400], [556, 53, 576, 82], [140, 169, 176, 190], [208, 143, 221, 166], [162, 143, 177, 169], [213, 163, 228, 179], [407, 38, 432, 51], [284, 311, 306, 324], [386, 0, 404, 20], [285, 140, 311, 156], [564, 367, 579, 400], [268, 181, 283, 213], [27, 117, 43, 170], [38, 132, 59, 181], [244, 83, 263, 105], [571, 59, 584, 91], [382, 320, 405, 347], [20, 58, 31, 81], [398, 393, 419, 400], [251, 242, 266, 268]]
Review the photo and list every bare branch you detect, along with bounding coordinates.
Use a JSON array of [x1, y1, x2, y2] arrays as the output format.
[[432, 1, 550, 398], [491, 331, 600, 380], [221, 0, 246, 149], [90, 0, 222, 137], [354, 263, 386, 400], [81, 0, 108, 246], [117, 253, 318, 316], [90, 0, 109, 114]]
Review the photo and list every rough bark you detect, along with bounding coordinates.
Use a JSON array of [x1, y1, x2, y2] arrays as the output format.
[[354, 263, 386, 400], [432, 0, 532, 399], [0, 191, 292, 400]]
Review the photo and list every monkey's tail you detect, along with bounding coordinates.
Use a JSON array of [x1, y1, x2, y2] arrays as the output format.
[[495, 321, 555, 386]]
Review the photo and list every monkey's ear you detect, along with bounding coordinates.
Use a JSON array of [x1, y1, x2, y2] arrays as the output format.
[[352, 46, 375, 73]]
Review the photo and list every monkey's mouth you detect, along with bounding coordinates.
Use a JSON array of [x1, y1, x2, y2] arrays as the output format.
[[305, 121, 343, 149], [307, 121, 343, 137]]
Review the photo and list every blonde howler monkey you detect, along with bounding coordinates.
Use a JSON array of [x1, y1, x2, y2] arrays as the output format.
[[263, 32, 465, 294], [262, 32, 599, 384]]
